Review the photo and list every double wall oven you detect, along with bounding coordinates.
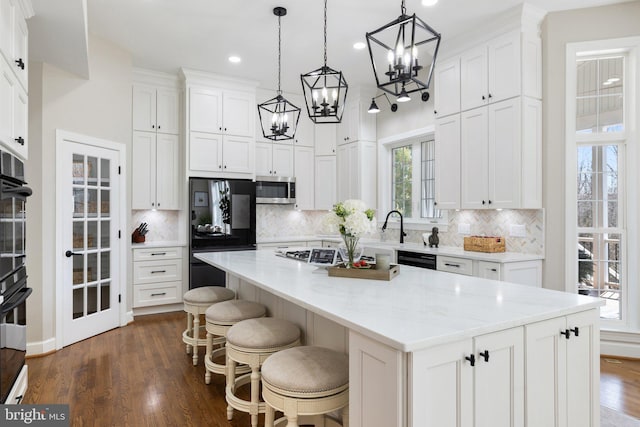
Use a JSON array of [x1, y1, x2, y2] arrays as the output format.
[[189, 178, 256, 288], [1, 149, 32, 404]]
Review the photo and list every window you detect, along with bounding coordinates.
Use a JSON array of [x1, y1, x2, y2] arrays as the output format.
[[389, 138, 443, 222], [576, 56, 624, 134]]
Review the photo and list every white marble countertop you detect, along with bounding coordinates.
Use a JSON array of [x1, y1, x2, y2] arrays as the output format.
[[131, 241, 187, 249], [258, 235, 543, 263], [195, 250, 602, 352]]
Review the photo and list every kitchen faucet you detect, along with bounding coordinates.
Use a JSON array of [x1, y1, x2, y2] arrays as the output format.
[[381, 210, 407, 244]]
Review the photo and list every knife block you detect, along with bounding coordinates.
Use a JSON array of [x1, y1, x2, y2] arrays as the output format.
[[132, 229, 145, 243]]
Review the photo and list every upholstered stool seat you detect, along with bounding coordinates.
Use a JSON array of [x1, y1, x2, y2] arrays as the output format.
[[182, 286, 235, 365], [225, 318, 301, 427], [204, 300, 267, 384], [261, 346, 349, 427]]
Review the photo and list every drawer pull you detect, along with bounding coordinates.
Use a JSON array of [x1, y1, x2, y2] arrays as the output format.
[[151, 252, 167, 256], [490, 268, 497, 272], [444, 263, 461, 268], [151, 270, 167, 274], [151, 292, 167, 297]]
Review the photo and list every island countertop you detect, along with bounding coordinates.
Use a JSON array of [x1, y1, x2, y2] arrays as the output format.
[[195, 250, 603, 352]]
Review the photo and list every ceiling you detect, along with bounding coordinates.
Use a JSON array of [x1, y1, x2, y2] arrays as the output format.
[[29, 0, 633, 93]]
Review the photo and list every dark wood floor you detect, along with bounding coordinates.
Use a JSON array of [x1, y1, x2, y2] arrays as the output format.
[[24, 312, 640, 425]]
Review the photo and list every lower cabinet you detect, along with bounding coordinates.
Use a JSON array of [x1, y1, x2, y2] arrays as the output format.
[[411, 327, 524, 427], [525, 309, 600, 427], [437, 255, 542, 287], [132, 246, 183, 308]]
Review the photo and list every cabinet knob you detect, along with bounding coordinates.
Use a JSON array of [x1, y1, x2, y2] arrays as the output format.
[[332, 149, 335, 153], [152, 125, 155, 129], [224, 127, 227, 131], [151, 202, 155, 206], [157, 203, 160, 207], [224, 165, 227, 169], [269, 170, 272, 174], [14, 137, 25, 145], [434, 110, 437, 115], [434, 201, 438, 206], [490, 268, 497, 272], [219, 127, 222, 131], [479, 350, 490, 362], [488, 200, 492, 204], [15, 58, 24, 70], [482, 95, 486, 100], [219, 165, 222, 169], [465, 354, 476, 367], [158, 125, 161, 129], [273, 170, 276, 174], [560, 329, 571, 339], [488, 93, 493, 99], [570, 327, 580, 337], [482, 200, 486, 205]]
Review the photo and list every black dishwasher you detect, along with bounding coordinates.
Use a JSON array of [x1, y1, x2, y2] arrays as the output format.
[[397, 251, 437, 270]]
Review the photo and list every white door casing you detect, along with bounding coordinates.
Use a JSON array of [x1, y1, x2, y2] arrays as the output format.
[[55, 130, 127, 349]]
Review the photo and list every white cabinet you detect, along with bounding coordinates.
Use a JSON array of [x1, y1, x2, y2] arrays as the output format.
[[132, 246, 184, 308], [477, 261, 501, 281], [461, 97, 541, 209], [437, 255, 473, 276], [336, 140, 376, 208], [189, 131, 253, 175], [294, 145, 315, 210], [337, 95, 376, 145], [132, 85, 180, 135], [0, 0, 28, 92], [411, 327, 524, 427], [314, 155, 336, 210], [315, 123, 337, 156], [434, 57, 461, 118], [437, 255, 542, 287], [132, 131, 180, 210], [190, 86, 254, 137], [434, 114, 461, 210], [525, 309, 600, 427], [255, 142, 294, 177]]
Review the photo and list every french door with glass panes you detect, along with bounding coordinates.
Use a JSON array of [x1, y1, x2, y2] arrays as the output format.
[[60, 139, 121, 346]]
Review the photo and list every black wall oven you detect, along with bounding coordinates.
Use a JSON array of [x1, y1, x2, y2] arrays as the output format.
[[1, 149, 32, 404]]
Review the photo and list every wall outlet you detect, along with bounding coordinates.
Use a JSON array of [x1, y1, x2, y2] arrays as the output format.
[[510, 224, 526, 237], [458, 223, 471, 235]]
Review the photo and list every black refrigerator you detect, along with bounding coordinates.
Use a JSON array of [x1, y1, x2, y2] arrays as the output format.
[[189, 178, 256, 288]]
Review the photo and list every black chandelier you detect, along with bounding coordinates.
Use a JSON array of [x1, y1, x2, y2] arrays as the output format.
[[366, 0, 441, 103], [300, 0, 348, 124], [258, 7, 301, 141], [367, 93, 398, 114]]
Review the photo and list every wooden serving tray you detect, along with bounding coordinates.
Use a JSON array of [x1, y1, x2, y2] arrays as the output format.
[[328, 264, 400, 281]]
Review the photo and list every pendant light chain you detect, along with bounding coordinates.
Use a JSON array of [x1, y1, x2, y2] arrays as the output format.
[[323, 0, 327, 67], [401, 0, 406, 15], [277, 13, 282, 95]]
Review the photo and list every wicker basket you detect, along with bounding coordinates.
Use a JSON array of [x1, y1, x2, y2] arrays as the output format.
[[463, 236, 505, 253]]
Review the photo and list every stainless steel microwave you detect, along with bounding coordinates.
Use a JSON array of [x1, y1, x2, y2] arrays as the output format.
[[255, 176, 296, 204]]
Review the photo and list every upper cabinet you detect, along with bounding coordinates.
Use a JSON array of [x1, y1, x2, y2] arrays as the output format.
[[0, 0, 28, 92], [314, 123, 337, 156], [190, 86, 254, 138], [337, 92, 376, 145], [132, 85, 180, 135], [434, 57, 461, 119]]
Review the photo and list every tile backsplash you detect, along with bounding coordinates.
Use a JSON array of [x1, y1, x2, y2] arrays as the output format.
[[257, 206, 544, 255], [131, 210, 180, 242]]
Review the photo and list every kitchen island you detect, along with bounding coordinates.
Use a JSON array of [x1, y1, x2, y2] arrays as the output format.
[[195, 250, 604, 427]]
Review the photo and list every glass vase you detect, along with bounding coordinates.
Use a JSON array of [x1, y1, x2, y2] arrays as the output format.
[[339, 234, 363, 268]]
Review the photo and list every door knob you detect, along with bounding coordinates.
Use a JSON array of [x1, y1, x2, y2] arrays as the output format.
[[65, 250, 82, 258]]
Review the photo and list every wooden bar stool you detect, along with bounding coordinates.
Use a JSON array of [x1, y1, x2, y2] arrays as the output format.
[[261, 346, 349, 427], [204, 300, 267, 384], [225, 318, 301, 427], [182, 286, 235, 365]]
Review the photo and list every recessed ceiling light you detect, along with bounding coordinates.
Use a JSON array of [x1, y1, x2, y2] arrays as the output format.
[[422, 0, 438, 6], [353, 42, 366, 50], [228, 56, 241, 64]]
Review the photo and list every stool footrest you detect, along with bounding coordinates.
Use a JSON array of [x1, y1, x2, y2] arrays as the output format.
[[206, 348, 250, 376]]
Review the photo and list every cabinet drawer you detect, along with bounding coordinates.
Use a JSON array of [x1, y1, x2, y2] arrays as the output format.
[[133, 246, 182, 261], [133, 281, 182, 307], [437, 256, 473, 276], [134, 259, 182, 284], [477, 261, 501, 280]]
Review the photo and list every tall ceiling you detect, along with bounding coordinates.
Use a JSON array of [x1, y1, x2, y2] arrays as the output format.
[[30, 0, 633, 93]]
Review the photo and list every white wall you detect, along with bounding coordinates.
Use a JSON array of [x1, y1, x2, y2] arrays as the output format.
[[26, 35, 132, 353], [376, 93, 435, 141], [542, 2, 640, 292]]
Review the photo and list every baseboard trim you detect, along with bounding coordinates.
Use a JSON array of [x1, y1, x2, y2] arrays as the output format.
[[601, 330, 640, 358], [132, 303, 183, 317], [26, 337, 56, 357]]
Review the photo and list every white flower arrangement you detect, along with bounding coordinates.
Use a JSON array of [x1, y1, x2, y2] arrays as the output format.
[[323, 199, 376, 237]]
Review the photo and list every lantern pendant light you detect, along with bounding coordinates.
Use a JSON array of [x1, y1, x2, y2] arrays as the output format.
[[258, 7, 301, 141], [366, 0, 441, 102], [300, 0, 348, 124]]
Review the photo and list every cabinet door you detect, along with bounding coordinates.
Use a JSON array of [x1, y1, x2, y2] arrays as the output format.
[[0, 59, 13, 151], [155, 133, 179, 209], [525, 316, 567, 427], [357, 141, 377, 209], [189, 131, 223, 173], [435, 115, 461, 210], [434, 57, 461, 118], [294, 146, 315, 210], [314, 155, 336, 210], [476, 261, 501, 280], [315, 123, 337, 155], [190, 87, 223, 134], [255, 142, 272, 176], [0, 0, 13, 62], [336, 102, 352, 145], [294, 112, 314, 147], [12, 83, 26, 159], [488, 32, 520, 104], [223, 135, 253, 173], [336, 144, 350, 202], [474, 327, 524, 427], [223, 90, 254, 137], [132, 131, 156, 210], [156, 88, 180, 135], [12, 11, 27, 91], [411, 339, 474, 427], [272, 143, 294, 177], [489, 98, 521, 208], [461, 107, 488, 209], [133, 85, 157, 132], [460, 46, 488, 111]]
